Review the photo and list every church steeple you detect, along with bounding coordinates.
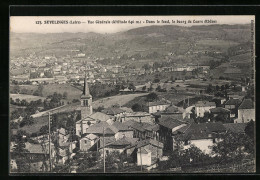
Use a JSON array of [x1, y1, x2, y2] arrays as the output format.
[[80, 68, 93, 118], [82, 73, 91, 98]]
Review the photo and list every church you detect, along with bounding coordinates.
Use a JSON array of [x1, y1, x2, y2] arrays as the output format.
[[76, 74, 95, 136]]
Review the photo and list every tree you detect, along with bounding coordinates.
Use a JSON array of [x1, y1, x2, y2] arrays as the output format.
[[245, 120, 255, 140], [19, 115, 34, 127], [211, 132, 254, 163], [146, 92, 158, 102], [128, 83, 136, 91], [12, 130, 30, 172], [13, 85, 20, 94], [156, 85, 162, 92], [63, 92, 68, 99], [72, 99, 80, 103], [131, 103, 143, 112], [142, 64, 151, 71]]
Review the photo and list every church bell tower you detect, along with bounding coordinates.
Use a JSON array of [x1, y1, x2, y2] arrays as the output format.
[[80, 73, 92, 119]]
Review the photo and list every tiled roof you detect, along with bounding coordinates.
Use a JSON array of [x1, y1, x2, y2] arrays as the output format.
[[90, 112, 112, 122], [144, 124, 160, 132], [223, 123, 247, 134], [86, 122, 114, 135], [138, 148, 150, 154], [126, 139, 163, 149], [99, 136, 116, 148], [84, 133, 98, 140], [148, 101, 170, 107], [102, 108, 125, 115], [225, 99, 241, 106], [179, 122, 226, 141], [107, 137, 139, 147], [158, 117, 185, 129], [210, 107, 230, 113], [25, 142, 53, 154], [112, 122, 131, 131], [238, 99, 254, 109], [164, 105, 179, 113], [195, 101, 216, 107]]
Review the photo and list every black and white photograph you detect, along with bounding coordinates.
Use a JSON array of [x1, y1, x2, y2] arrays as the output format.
[[9, 15, 256, 173]]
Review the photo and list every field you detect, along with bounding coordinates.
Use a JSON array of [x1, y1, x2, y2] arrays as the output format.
[[10, 84, 82, 102], [195, 39, 239, 52], [41, 84, 82, 101], [19, 115, 49, 134], [10, 94, 46, 102], [92, 93, 148, 109]]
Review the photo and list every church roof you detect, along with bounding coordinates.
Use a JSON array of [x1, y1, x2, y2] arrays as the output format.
[[81, 74, 92, 98]]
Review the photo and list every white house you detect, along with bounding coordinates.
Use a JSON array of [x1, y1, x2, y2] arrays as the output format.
[[235, 99, 255, 123], [137, 148, 152, 166], [195, 101, 216, 117]]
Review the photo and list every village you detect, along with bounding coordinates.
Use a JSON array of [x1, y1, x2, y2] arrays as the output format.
[[10, 69, 255, 173], [9, 23, 255, 173]]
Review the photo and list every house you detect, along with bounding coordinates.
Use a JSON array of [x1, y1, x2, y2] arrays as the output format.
[[76, 116, 96, 136], [153, 105, 186, 122], [90, 112, 114, 125], [122, 120, 158, 140], [102, 107, 125, 121], [80, 134, 99, 151], [125, 139, 164, 166], [157, 117, 188, 151], [121, 112, 154, 124], [144, 101, 171, 113], [223, 123, 247, 134], [195, 101, 216, 117], [176, 122, 226, 155], [112, 121, 134, 140], [137, 148, 152, 166], [99, 136, 139, 154], [85, 121, 116, 137], [209, 107, 231, 122], [14, 142, 56, 172], [224, 98, 242, 118], [235, 99, 255, 123]]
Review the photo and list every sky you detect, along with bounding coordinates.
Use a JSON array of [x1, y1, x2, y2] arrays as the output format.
[[10, 16, 254, 34]]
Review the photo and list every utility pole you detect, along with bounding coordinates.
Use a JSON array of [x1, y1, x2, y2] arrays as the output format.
[[140, 147, 142, 172], [103, 127, 105, 173], [48, 112, 52, 172]]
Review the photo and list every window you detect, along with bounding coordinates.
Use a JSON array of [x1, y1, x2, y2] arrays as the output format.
[[85, 140, 87, 144]]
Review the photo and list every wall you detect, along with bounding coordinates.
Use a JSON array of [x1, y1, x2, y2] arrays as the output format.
[[149, 104, 170, 113], [114, 131, 133, 140], [76, 122, 89, 136], [183, 139, 214, 155], [137, 151, 152, 166], [80, 138, 96, 151], [236, 109, 255, 123], [195, 106, 216, 117], [124, 115, 154, 124]]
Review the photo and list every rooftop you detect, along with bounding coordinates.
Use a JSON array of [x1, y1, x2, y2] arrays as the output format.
[[238, 99, 254, 109], [158, 117, 185, 129], [102, 108, 125, 115], [195, 101, 216, 107], [210, 107, 230, 113], [90, 112, 112, 122], [223, 123, 247, 134]]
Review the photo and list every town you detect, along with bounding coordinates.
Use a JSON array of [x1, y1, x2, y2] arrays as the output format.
[[9, 24, 255, 173]]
